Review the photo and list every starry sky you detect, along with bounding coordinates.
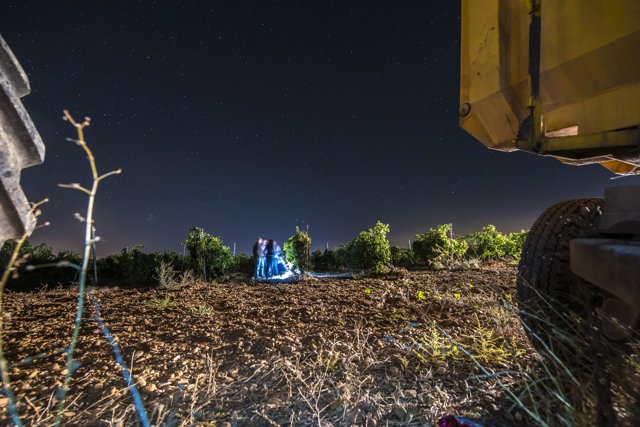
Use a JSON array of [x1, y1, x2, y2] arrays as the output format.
[[2, 1, 639, 256]]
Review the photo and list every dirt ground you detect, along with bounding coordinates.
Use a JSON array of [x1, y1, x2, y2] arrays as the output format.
[[1, 265, 547, 426]]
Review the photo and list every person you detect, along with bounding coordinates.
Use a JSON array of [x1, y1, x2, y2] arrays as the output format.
[[271, 240, 283, 276], [274, 241, 287, 275], [252, 237, 266, 280], [265, 239, 275, 278]]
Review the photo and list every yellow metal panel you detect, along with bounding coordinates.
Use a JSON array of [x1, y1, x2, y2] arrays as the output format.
[[459, 0, 522, 150], [459, 0, 640, 172]]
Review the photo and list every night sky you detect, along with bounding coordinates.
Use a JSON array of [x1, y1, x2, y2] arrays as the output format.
[[3, 1, 640, 256]]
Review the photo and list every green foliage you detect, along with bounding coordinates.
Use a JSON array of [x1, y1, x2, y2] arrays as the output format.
[[464, 225, 528, 260], [98, 248, 192, 285], [188, 304, 213, 317], [414, 323, 462, 364], [505, 230, 529, 259], [310, 249, 344, 271], [0, 240, 80, 289], [342, 221, 392, 273], [154, 250, 190, 273], [183, 227, 234, 279], [230, 253, 254, 275], [149, 294, 174, 310], [97, 245, 158, 284], [390, 246, 415, 267], [412, 224, 468, 266], [283, 227, 312, 272]]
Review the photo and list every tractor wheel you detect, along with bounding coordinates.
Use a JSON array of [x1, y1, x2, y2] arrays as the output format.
[[517, 198, 604, 367]]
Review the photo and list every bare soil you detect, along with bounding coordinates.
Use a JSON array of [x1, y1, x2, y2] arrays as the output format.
[[2, 264, 542, 426]]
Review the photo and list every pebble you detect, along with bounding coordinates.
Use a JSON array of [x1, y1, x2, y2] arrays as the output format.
[[405, 389, 417, 398], [366, 414, 377, 427], [134, 350, 144, 358], [393, 405, 407, 418], [0, 397, 8, 407], [265, 397, 282, 409]]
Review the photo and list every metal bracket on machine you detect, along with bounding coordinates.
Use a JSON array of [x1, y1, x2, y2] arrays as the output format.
[[515, 1, 640, 165]]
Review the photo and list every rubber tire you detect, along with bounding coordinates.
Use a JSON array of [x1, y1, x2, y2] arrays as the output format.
[[517, 198, 603, 364]]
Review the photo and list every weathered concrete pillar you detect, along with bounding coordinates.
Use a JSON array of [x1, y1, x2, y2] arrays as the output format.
[[0, 34, 45, 246]]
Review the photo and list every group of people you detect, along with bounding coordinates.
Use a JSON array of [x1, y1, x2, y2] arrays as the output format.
[[252, 237, 289, 280]]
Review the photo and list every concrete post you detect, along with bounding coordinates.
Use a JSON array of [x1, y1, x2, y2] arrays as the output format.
[[0, 34, 45, 246]]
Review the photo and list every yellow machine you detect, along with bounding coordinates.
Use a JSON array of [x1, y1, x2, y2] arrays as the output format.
[[459, 0, 640, 369], [460, 0, 640, 175]]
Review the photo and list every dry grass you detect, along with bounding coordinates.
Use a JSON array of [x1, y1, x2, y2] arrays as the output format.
[[0, 265, 638, 426]]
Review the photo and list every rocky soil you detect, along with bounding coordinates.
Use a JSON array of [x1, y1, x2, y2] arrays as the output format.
[[1, 264, 550, 426]]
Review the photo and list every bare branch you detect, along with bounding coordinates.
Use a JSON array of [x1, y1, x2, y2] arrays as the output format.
[[97, 168, 123, 182], [58, 183, 92, 195]]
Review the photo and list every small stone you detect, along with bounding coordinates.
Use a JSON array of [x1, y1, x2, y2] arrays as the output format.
[[134, 350, 144, 358], [405, 389, 417, 398], [144, 384, 157, 393], [27, 370, 39, 379], [393, 405, 407, 418], [265, 397, 282, 409], [137, 378, 147, 387], [406, 405, 420, 416], [366, 414, 377, 427], [63, 411, 75, 417], [0, 397, 8, 407]]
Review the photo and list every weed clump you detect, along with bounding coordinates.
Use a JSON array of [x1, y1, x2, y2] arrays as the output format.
[[154, 261, 198, 290]]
